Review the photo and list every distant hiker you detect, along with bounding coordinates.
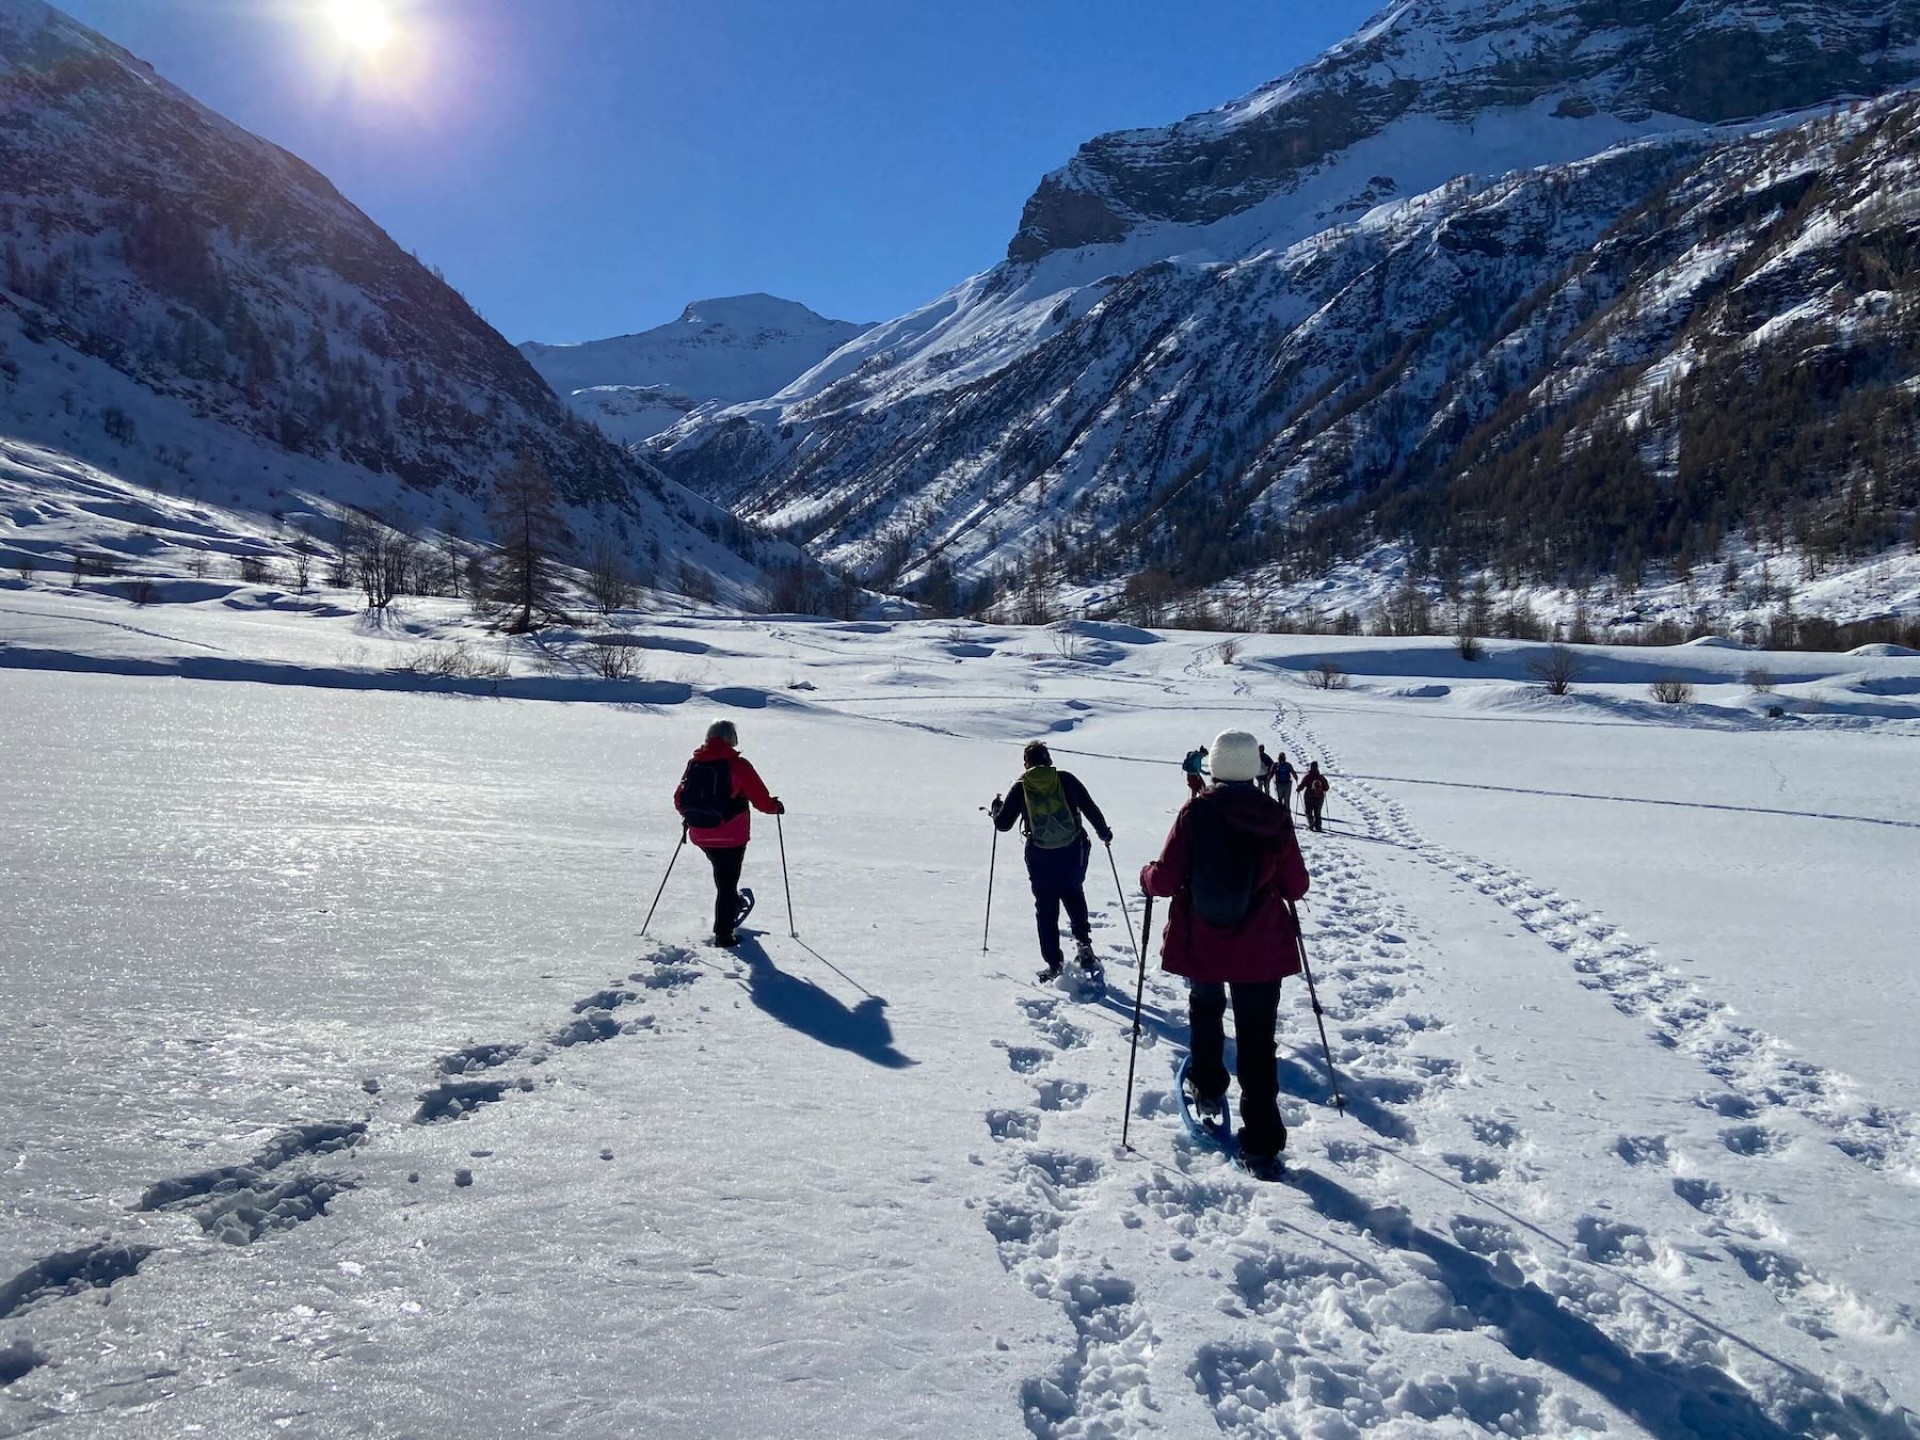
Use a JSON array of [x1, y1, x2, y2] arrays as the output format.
[[1140, 729, 1310, 1173], [1181, 745, 1210, 797], [1297, 761, 1330, 833], [1256, 745, 1275, 797], [674, 719, 784, 946], [991, 741, 1113, 981], [1271, 751, 1298, 812]]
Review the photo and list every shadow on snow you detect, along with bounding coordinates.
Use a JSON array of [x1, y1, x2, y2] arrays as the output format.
[[732, 935, 915, 1070]]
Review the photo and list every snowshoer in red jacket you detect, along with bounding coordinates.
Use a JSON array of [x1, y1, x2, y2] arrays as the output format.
[[1141, 729, 1310, 1169], [674, 720, 783, 946]]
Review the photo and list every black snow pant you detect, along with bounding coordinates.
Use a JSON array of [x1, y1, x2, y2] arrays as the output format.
[[1188, 979, 1285, 1160], [1304, 795, 1325, 832], [702, 844, 746, 937], [1024, 835, 1092, 969]]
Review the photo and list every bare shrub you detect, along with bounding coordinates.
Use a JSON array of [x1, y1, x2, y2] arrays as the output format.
[[1743, 666, 1777, 695], [585, 534, 636, 615], [127, 577, 158, 607], [1456, 632, 1484, 661], [759, 560, 831, 615], [288, 534, 315, 593], [1649, 675, 1694, 705], [1307, 658, 1349, 691], [1527, 644, 1585, 696], [1217, 636, 1242, 665], [676, 559, 717, 607], [1048, 623, 1085, 662], [589, 636, 639, 681], [357, 529, 414, 611], [394, 641, 508, 680], [13, 555, 37, 582], [237, 554, 274, 586], [185, 550, 212, 579], [1013, 585, 1058, 627]]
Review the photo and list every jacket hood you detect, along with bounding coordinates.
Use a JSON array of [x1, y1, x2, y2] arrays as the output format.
[[1196, 784, 1294, 840], [692, 739, 739, 762]]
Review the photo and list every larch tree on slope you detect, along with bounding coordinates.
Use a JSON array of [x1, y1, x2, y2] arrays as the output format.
[[484, 450, 572, 634]]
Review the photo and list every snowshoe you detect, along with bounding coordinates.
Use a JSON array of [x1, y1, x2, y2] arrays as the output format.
[[733, 887, 755, 927], [1036, 960, 1064, 984], [713, 929, 739, 948], [1175, 1056, 1285, 1181], [1067, 940, 1105, 994]]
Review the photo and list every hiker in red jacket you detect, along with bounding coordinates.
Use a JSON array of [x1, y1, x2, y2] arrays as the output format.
[[1141, 729, 1310, 1170], [674, 720, 783, 946]]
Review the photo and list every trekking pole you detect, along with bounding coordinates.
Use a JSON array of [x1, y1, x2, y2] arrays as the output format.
[[776, 812, 796, 938], [1288, 899, 1346, 1113], [1104, 842, 1141, 966], [640, 828, 688, 937], [1120, 895, 1155, 1151], [981, 819, 999, 953]]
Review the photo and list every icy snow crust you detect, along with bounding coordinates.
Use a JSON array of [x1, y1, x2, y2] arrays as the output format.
[[2, 589, 1918, 1436]]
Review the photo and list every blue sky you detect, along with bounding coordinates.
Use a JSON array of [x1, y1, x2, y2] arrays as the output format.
[[60, 1, 1385, 343]]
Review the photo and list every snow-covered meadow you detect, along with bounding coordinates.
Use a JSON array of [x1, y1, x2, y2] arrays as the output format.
[[2, 581, 1918, 1438]]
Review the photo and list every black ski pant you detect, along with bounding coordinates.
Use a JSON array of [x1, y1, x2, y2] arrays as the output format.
[[1304, 795, 1325, 832], [1024, 836, 1092, 968], [1188, 979, 1285, 1159], [701, 844, 746, 937]]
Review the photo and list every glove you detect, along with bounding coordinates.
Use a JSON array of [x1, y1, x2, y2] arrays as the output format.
[[988, 795, 1003, 819], [1097, 828, 1114, 845], [772, 798, 786, 815]]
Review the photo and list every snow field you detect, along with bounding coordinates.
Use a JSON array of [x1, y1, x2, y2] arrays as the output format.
[[1, 606, 1917, 1437]]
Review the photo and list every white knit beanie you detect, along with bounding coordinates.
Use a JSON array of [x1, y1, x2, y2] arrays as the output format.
[[1209, 730, 1261, 783]]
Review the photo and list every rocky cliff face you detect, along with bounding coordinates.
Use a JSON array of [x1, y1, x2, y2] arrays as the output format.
[[0, 0, 774, 592], [1009, 0, 1920, 263], [654, 0, 1920, 609]]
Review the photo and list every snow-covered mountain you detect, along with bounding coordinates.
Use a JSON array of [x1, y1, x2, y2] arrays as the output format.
[[653, 0, 1920, 613], [520, 295, 872, 444], [0, 0, 783, 602]]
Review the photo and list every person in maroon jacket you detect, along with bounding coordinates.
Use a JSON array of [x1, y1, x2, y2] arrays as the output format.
[[1297, 761, 1330, 833], [1140, 728, 1310, 1169], [673, 720, 783, 946]]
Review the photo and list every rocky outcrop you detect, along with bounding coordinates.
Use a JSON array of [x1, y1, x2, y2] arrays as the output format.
[[1008, 0, 1920, 263]]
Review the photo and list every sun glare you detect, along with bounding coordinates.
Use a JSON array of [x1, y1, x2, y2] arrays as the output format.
[[328, 0, 393, 53]]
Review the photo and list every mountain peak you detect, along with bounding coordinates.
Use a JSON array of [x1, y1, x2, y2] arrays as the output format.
[[1009, 0, 1920, 263], [522, 296, 873, 444], [675, 294, 848, 330]]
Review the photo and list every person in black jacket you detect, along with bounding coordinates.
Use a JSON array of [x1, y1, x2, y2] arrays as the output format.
[[991, 741, 1113, 979]]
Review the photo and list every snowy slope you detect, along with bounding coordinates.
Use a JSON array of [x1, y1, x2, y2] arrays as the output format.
[[521, 295, 873, 444], [2, 591, 1919, 1437], [655, 0, 1920, 612], [0, 1, 781, 597]]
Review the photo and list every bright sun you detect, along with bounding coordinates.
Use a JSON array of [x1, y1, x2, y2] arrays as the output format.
[[328, 0, 393, 53]]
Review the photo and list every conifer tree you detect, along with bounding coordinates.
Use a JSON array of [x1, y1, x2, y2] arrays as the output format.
[[484, 449, 570, 633]]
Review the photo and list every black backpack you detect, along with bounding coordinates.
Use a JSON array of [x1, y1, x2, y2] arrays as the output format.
[[677, 757, 749, 829], [1188, 798, 1263, 928]]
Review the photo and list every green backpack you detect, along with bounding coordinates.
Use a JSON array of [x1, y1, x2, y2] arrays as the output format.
[[1021, 767, 1081, 850]]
